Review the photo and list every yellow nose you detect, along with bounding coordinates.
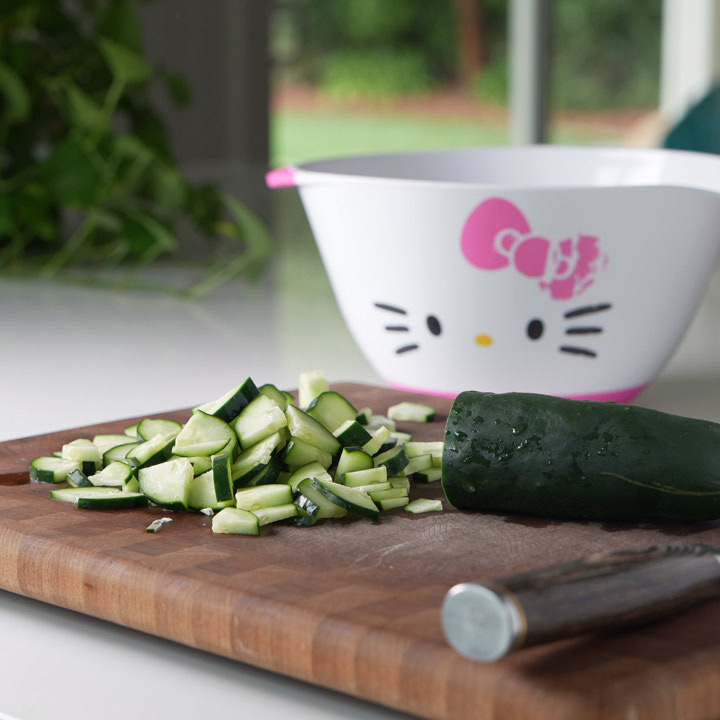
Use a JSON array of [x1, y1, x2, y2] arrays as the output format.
[[475, 334, 493, 346]]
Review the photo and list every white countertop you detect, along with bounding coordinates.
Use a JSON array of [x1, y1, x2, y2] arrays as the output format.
[[1, 247, 720, 719]]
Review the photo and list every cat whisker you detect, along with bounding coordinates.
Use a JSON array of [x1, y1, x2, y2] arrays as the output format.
[[396, 344, 419, 354], [385, 325, 409, 332], [565, 326, 603, 335], [559, 345, 597, 358], [564, 303, 612, 319], [374, 302, 408, 315]]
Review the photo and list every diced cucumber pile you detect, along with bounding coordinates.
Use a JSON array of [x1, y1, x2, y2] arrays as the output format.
[[32, 370, 444, 533]]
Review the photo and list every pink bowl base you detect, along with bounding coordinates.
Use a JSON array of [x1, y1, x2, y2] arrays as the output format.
[[388, 382, 648, 404]]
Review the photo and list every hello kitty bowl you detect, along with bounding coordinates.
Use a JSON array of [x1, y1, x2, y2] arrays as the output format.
[[267, 146, 720, 401]]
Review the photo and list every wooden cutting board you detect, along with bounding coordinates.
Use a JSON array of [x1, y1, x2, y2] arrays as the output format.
[[3, 383, 720, 720]]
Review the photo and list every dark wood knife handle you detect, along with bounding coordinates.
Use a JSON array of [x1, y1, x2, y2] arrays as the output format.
[[443, 544, 720, 662]]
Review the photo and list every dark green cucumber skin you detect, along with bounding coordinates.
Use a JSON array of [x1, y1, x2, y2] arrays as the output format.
[[443, 391, 720, 522]]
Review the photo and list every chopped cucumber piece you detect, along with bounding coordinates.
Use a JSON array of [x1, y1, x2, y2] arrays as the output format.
[[50, 487, 148, 509], [124, 424, 139, 438], [351, 481, 393, 494], [30, 456, 79, 484], [286, 462, 333, 493], [405, 498, 443, 514], [377, 437, 399, 455], [194, 377, 259, 423], [311, 477, 380, 521], [253, 503, 299, 526], [88, 461, 135, 488], [138, 457, 193, 511], [235, 483, 293, 511], [378, 496, 410, 511], [126, 433, 175, 469], [295, 477, 348, 521], [67, 468, 93, 488], [373, 445, 409, 476], [285, 404, 341, 456], [211, 453, 233, 502], [61, 439, 101, 475], [342, 466, 387, 487], [231, 431, 285, 487], [413, 466, 443, 483], [387, 401, 435, 422], [368, 415, 397, 432], [356, 407, 373, 425], [369, 487, 409, 502], [282, 437, 333, 469], [334, 447, 374, 482], [103, 442, 138, 465], [212, 507, 260, 535], [137, 418, 183, 442], [187, 469, 235, 511], [389, 431, 413, 444], [232, 394, 288, 449], [174, 411, 237, 458], [306, 391, 357, 432], [245, 455, 282, 486], [145, 518, 173, 533], [259, 383, 289, 411], [403, 454, 433, 475], [362, 426, 391, 456], [389, 475, 411, 490], [92, 434, 135, 455], [404, 441, 444, 458], [298, 369, 329, 409], [333, 419, 372, 448], [188, 456, 213, 476]]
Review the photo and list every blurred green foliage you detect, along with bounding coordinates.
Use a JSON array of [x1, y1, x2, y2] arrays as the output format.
[[0, 0, 270, 294], [273, 0, 662, 110], [550, 0, 662, 110]]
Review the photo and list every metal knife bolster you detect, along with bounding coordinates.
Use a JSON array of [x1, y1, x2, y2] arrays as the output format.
[[442, 544, 720, 662]]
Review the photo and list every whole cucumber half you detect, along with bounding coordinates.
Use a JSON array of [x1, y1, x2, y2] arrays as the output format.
[[442, 391, 720, 522]]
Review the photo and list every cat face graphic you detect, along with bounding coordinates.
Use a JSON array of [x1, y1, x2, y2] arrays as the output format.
[[374, 301, 612, 359], [364, 195, 621, 397]]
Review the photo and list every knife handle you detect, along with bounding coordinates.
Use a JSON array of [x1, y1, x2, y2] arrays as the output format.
[[442, 543, 720, 662]]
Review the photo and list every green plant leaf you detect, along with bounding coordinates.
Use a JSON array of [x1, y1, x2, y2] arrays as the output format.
[[0, 60, 30, 123], [0, 194, 15, 239], [98, 37, 152, 86], [65, 84, 108, 133], [94, 208, 122, 234], [187, 184, 223, 233], [95, 0, 143, 51], [224, 196, 273, 250], [42, 138, 106, 208], [186, 194, 272, 297], [128, 104, 173, 161], [12, 183, 57, 241], [112, 132, 154, 163], [163, 71, 192, 106], [0, 0, 31, 20], [150, 161, 187, 210], [121, 207, 177, 258]]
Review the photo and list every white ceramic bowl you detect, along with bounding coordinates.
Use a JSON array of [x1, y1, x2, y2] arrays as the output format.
[[268, 146, 720, 401]]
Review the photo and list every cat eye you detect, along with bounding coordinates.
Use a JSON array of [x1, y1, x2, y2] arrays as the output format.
[[426, 315, 442, 336], [527, 318, 544, 340]]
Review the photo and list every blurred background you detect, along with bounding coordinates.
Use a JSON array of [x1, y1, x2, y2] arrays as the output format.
[[4, 0, 719, 285], [2, 0, 720, 432]]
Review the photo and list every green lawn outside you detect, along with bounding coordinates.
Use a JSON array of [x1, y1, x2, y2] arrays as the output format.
[[271, 108, 627, 167]]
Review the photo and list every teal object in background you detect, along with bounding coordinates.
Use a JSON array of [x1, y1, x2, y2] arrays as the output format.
[[664, 84, 720, 155]]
